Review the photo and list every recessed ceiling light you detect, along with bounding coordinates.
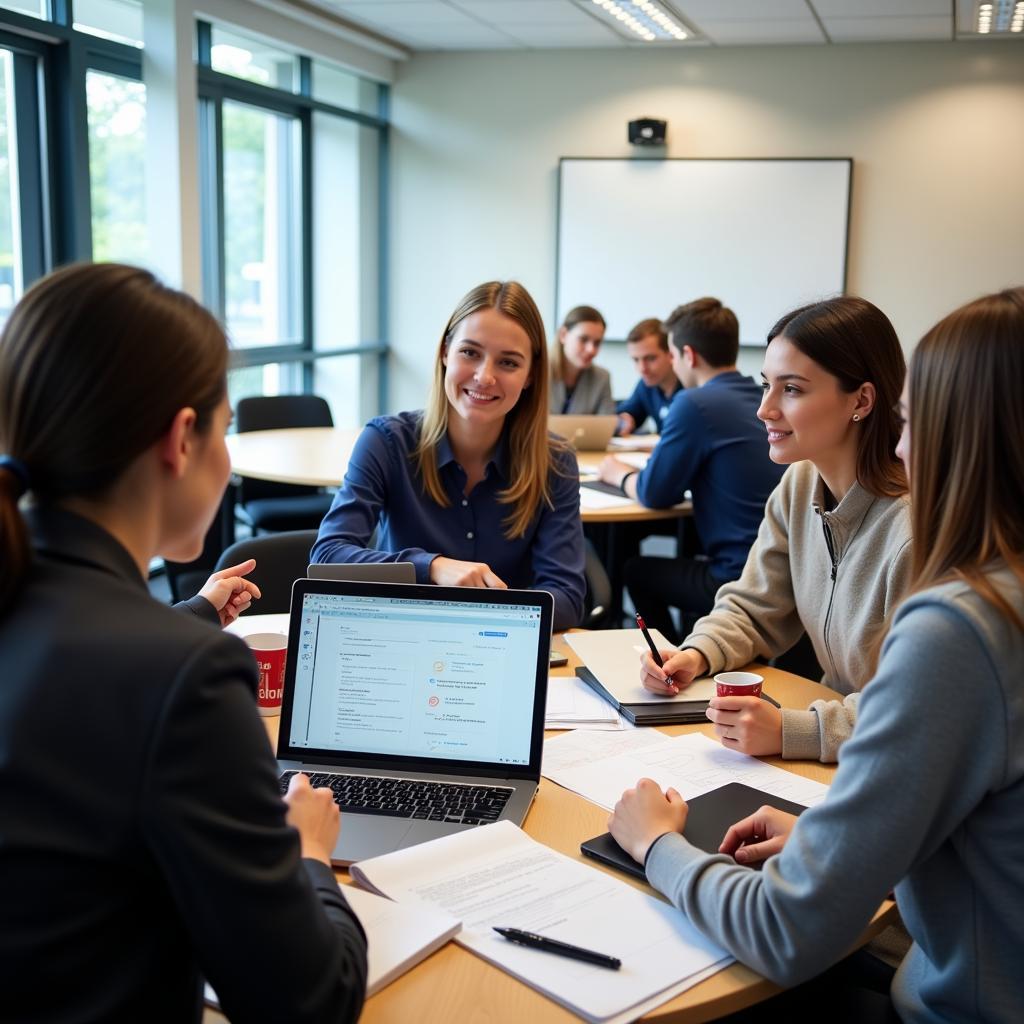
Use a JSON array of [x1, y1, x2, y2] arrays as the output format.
[[589, 0, 690, 42]]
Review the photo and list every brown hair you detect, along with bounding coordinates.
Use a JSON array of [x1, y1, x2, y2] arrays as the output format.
[[663, 297, 738, 367], [551, 304, 606, 383], [415, 281, 565, 539], [626, 317, 668, 351], [768, 296, 907, 499], [0, 263, 228, 616], [905, 286, 1024, 629]]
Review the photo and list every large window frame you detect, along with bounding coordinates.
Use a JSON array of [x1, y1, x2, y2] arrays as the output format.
[[196, 19, 389, 407]]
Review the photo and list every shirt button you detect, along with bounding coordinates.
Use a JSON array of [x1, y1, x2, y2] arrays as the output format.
[[467, 531, 474, 539], [461, 499, 468, 507]]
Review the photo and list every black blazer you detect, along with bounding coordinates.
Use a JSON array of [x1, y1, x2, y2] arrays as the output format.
[[0, 507, 366, 1022]]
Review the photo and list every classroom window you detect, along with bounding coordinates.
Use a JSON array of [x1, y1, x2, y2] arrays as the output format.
[[74, 0, 144, 48], [211, 25, 299, 92], [0, 1, 45, 21], [227, 361, 303, 412], [0, 48, 22, 324], [86, 69, 147, 264], [222, 99, 303, 349], [311, 58, 380, 116]]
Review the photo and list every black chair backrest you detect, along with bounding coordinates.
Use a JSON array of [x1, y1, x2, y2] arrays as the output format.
[[213, 529, 320, 615], [582, 539, 613, 629], [234, 395, 334, 503]]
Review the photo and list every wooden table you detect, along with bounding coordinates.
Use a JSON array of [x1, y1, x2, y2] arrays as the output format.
[[225, 427, 690, 526], [206, 622, 894, 1024]]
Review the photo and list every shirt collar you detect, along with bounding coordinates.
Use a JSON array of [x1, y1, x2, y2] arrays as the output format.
[[437, 428, 512, 483], [26, 504, 148, 592], [810, 475, 878, 558], [701, 370, 744, 390]]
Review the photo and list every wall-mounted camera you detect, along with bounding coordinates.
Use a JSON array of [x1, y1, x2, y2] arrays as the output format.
[[628, 118, 667, 146]]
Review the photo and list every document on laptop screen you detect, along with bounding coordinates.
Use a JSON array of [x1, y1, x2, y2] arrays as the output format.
[[288, 593, 544, 766]]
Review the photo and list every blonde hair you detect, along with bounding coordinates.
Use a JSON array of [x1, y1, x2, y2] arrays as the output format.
[[415, 281, 566, 539], [550, 304, 606, 384], [905, 286, 1024, 629]]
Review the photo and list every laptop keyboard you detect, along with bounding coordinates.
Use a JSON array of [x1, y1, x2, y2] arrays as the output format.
[[279, 771, 513, 825]]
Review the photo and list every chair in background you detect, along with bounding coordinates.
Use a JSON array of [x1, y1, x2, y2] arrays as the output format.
[[234, 395, 335, 534], [582, 539, 613, 629], [213, 530, 320, 615]]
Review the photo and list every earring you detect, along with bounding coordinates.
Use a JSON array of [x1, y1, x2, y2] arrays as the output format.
[[852, 414, 861, 422]]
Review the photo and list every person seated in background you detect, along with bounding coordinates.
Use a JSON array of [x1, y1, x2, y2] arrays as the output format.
[[640, 296, 911, 764], [313, 280, 585, 631], [547, 304, 616, 415], [598, 297, 784, 641], [615, 317, 682, 436], [0, 263, 367, 1023], [610, 287, 1024, 1024]]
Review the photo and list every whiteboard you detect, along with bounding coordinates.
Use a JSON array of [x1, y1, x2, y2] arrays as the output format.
[[556, 158, 851, 346]]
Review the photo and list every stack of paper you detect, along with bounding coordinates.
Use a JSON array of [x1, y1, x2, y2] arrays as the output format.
[[350, 821, 732, 1024], [542, 729, 829, 811], [608, 434, 659, 451], [579, 486, 634, 510], [546, 674, 628, 731]]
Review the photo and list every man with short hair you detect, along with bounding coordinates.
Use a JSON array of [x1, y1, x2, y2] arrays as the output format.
[[616, 318, 681, 436], [598, 297, 784, 641]]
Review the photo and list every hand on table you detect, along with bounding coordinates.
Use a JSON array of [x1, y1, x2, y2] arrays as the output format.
[[597, 455, 634, 489], [429, 556, 507, 589], [719, 806, 798, 865], [706, 696, 783, 756], [640, 647, 709, 696], [608, 777, 688, 864], [197, 558, 262, 627], [616, 412, 637, 437], [284, 772, 340, 865]]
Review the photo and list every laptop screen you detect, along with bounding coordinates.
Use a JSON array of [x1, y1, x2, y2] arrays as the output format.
[[285, 588, 547, 769]]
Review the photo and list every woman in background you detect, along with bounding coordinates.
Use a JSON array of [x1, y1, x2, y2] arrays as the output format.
[[548, 304, 616, 415], [611, 286, 1024, 1023], [0, 263, 366, 1022], [642, 297, 911, 763], [313, 280, 585, 631]]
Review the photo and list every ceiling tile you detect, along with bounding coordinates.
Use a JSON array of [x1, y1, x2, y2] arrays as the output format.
[[327, 1, 480, 28], [824, 16, 953, 41], [451, 0, 590, 23], [702, 18, 826, 44], [502, 21, 628, 45], [811, 0, 949, 15], [677, 0, 810, 19]]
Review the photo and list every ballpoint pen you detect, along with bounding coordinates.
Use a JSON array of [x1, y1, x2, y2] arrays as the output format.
[[635, 613, 674, 686], [493, 928, 621, 970]]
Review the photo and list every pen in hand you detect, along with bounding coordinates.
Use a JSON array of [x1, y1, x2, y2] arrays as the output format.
[[635, 613, 675, 688], [493, 927, 621, 970]]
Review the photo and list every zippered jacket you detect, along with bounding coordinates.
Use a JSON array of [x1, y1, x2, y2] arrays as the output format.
[[682, 460, 912, 761]]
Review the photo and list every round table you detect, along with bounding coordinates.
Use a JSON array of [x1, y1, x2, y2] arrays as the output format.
[[206, 618, 895, 1024]]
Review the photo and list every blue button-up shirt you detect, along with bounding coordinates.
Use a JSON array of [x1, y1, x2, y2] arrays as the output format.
[[636, 372, 785, 582], [312, 411, 586, 630], [616, 378, 682, 432]]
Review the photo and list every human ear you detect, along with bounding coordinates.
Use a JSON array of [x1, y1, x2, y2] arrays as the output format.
[[158, 407, 198, 479], [853, 382, 876, 421]]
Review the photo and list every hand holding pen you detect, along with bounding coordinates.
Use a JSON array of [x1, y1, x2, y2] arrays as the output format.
[[636, 614, 706, 695]]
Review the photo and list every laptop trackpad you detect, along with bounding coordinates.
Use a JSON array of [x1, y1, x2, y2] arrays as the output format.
[[334, 815, 417, 865]]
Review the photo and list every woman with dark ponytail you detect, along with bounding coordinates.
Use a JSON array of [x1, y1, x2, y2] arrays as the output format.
[[0, 264, 366, 1021]]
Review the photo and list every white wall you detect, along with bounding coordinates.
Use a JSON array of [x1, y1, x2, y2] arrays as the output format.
[[386, 41, 1024, 408]]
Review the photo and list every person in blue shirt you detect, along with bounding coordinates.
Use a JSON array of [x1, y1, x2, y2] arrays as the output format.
[[598, 297, 784, 641], [313, 281, 586, 631], [616, 318, 682, 436]]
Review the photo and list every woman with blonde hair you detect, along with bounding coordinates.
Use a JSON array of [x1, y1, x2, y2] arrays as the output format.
[[548, 304, 616, 415], [314, 281, 585, 630], [610, 287, 1024, 1022]]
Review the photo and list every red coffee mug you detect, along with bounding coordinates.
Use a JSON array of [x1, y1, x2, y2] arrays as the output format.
[[245, 632, 287, 717], [714, 671, 763, 699]]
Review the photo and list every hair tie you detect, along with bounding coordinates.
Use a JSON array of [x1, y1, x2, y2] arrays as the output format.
[[0, 454, 30, 497]]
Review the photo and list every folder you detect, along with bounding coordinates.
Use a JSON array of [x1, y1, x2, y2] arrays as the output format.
[[576, 666, 709, 725]]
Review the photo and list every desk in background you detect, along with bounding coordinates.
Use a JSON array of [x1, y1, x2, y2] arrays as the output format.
[[206, 620, 894, 1024]]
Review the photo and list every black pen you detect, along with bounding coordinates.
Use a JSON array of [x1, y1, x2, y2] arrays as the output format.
[[493, 927, 621, 970], [636, 613, 675, 686]]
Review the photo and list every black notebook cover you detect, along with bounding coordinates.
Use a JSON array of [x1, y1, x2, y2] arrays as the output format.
[[581, 782, 809, 879], [575, 666, 709, 726]]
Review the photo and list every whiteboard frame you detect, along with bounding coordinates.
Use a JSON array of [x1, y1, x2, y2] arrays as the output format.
[[555, 157, 853, 347]]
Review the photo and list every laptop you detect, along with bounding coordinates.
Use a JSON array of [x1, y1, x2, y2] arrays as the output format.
[[306, 562, 416, 584], [278, 577, 554, 864], [548, 414, 618, 451]]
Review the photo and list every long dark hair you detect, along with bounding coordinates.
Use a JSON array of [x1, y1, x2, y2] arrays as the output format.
[[768, 296, 907, 498], [0, 263, 228, 615]]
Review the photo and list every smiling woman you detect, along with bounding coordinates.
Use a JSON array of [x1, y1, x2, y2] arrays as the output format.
[[312, 281, 586, 630]]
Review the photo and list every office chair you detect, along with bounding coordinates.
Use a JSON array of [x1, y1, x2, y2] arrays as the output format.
[[582, 539, 613, 629], [234, 395, 336, 533], [213, 530, 320, 615]]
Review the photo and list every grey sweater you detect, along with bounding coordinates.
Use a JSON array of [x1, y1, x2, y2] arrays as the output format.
[[548, 364, 616, 416], [646, 569, 1024, 1023], [683, 460, 913, 760]]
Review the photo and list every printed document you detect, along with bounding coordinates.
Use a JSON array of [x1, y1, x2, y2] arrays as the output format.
[[350, 821, 731, 1023]]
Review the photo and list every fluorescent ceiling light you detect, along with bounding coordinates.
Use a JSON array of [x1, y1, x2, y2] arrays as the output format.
[[589, 0, 689, 43]]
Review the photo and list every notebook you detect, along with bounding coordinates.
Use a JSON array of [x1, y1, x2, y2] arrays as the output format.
[[580, 782, 809, 879], [548, 414, 619, 451], [278, 578, 554, 864], [306, 561, 416, 583]]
